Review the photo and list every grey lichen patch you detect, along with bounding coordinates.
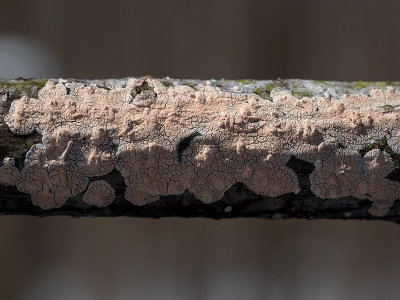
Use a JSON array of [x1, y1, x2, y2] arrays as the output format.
[[236, 79, 255, 85], [98, 82, 111, 91], [346, 81, 400, 90], [312, 80, 329, 85], [310, 80, 400, 98], [312, 80, 397, 92], [2, 77, 400, 216]]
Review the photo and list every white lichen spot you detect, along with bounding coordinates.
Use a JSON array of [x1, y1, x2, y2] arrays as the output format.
[[233, 85, 241, 92], [2, 78, 400, 215], [224, 206, 232, 213], [272, 212, 283, 219], [82, 180, 115, 207]]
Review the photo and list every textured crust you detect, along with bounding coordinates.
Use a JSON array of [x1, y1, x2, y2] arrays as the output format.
[[1, 77, 400, 216], [82, 180, 115, 207], [0, 158, 20, 186]]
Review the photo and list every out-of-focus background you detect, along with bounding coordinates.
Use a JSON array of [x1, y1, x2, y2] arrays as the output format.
[[1, 1, 400, 299]]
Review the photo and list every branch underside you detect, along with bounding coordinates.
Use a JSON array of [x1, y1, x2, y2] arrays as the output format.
[[2, 170, 400, 222], [1, 77, 400, 222]]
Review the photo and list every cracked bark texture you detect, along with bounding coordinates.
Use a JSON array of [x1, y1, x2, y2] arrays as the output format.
[[1, 77, 400, 222]]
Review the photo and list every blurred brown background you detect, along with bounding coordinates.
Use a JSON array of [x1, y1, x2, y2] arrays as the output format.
[[1, 0, 400, 299]]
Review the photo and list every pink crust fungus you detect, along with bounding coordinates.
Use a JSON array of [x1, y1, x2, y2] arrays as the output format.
[[2, 78, 400, 216], [0, 158, 20, 186], [82, 180, 115, 207]]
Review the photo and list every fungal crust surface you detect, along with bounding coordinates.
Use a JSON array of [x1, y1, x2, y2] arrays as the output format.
[[1, 78, 400, 216]]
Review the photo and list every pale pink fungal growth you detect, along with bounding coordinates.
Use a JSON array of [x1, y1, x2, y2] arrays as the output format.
[[0, 158, 20, 186], [15, 144, 88, 209], [82, 180, 115, 207], [363, 149, 400, 216], [2, 78, 400, 216], [309, 148, 365, 199]]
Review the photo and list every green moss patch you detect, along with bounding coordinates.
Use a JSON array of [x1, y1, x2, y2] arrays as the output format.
[[134, 82, 152, 94], [0, 79, 48, 116], [0, 78, 47, 97], [359, 137, 400, 165], [184, 82, 197, 89], [292, 90, 313, 99], [161, 80, 172, 87], [0, 79, 47, 165], [312, 80, 329, 85], [0, 125, 42, 167], [253, 84, 279, 101], [382, 104, 395, 112]]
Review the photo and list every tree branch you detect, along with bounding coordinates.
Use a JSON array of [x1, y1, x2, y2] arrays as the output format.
[[1, 77, 400, 222]]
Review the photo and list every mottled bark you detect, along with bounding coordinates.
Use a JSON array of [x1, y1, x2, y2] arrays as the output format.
[[1, 77, 400, 222]]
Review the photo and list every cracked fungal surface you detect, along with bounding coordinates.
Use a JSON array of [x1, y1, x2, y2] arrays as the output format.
[[82, 180, 115, 207], [1, 77, 400, 216]]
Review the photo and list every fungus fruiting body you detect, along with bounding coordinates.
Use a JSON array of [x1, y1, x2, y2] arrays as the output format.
[[1, 78, 400, 216]]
